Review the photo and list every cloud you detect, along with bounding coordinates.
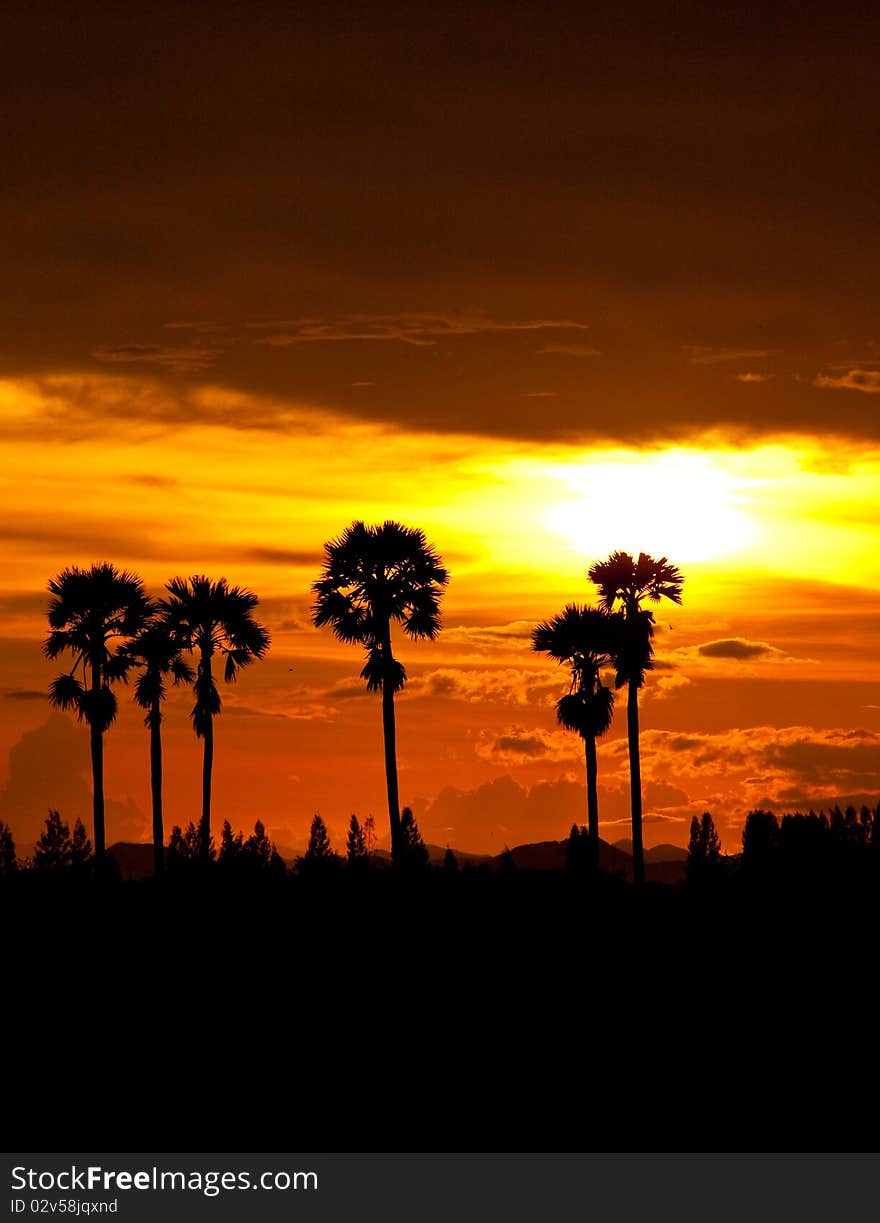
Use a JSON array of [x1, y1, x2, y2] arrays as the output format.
[[3, 689, 45, 701], [253, 312, 590, 348], [540, 344, 601, 358], [408, 667, 559, 706], [91, 344, 221, 373], [0, 714, 147, 848], [684, 346, 777, 365], [736, 372, 772, 383], [441, 622, 536, 654], [475, 725, 578, 764], [695, 637, 780, 660], [814, 369, 880, 394], [414, 774, 586, 851], [662, 637, 810, 672], [231, 546, 323, 568]]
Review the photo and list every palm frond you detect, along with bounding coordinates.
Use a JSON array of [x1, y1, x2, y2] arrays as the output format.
[[48, 673, 86, 714]]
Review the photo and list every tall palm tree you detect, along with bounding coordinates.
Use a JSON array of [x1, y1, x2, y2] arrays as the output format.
[[588, 551, 684, 886], [532, 604, 618, 875], [44, 562, 151, 863], [125, 612, 194, 877], [312, 520, 449, 861], [164, 575, 270, 857]]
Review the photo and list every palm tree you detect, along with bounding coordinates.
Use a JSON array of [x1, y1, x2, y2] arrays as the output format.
[[588, 551, 684, 886], [532, 604, 618, 875], [164, 575, 270, 857], [312, 520, 449, 861], [125, 612, 194, 877], [44, 562, 151, 863]]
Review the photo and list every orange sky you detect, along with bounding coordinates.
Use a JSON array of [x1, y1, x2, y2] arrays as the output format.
[[2, 3, 879, 856]]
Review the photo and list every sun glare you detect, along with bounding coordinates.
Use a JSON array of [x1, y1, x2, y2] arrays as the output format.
[[541, 450, 760, 563]]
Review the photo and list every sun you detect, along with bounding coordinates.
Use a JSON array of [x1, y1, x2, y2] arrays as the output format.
[[542, 449, 760, 564]]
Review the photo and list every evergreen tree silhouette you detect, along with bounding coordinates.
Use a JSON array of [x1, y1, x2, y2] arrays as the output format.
[[125, 611, 194, 877], [164, 575, 269, 858], [346, 814, 368, 863], [686, 812, 722, 885], [167, 820, 214, 867], [44, 562, 150, 863], [299, 814, 337, 872], [363, 815, 376, 854], [588, 551, 684, 886], [399, 806, 429, 869], [70, 818, 92, 871], [443, 847, 459, 872], [0, 820, 17, 875], [742, 809, 779, 878], [33, 810, 89, 873], [312, 520, 448, 861], [219, 819, 244, 862], [243, 820, 284, 873], [533, 604, 618, 875]]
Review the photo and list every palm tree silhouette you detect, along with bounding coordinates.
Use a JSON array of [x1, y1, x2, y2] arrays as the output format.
[[165, 575, 270, 857], [44, 562, 151, 863], [532, 604, 618, 875], [588, 551, 683, 886], [125, 612, 195, 877], [312, 520, 448, 861]]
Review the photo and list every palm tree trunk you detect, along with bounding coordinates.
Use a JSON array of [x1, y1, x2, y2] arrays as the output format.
[[380, 621, 402, 860], [585, 734, 599, 876], [199, 648, 214, 859], [627, 677, 644, 886], [201, 715, 214, 858], [90, 719, 105, 864], [150, 702, 163, 877], [89, 663, 105, 864]]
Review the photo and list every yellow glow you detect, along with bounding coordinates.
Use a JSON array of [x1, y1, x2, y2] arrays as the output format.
[[3, 376, 880, 639], [541, 450, 760, 563]]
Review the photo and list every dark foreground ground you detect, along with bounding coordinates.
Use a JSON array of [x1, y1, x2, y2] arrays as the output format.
[[4, 866, 878, 1152]]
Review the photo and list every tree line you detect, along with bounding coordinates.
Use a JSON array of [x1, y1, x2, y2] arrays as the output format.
[[9, 522, 690, 883]]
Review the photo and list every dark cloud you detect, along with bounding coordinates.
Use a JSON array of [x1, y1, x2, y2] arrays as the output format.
[[814, 370, 880, 394], [3, 689, 44, 701], [0, 714, 147, 847], [696, 638, 778, 660], [232, 547, 323, 568], [0, 3, 878, 443]]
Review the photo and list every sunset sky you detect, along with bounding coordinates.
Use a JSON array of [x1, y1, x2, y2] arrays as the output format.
[[2, 2, 879, 855]]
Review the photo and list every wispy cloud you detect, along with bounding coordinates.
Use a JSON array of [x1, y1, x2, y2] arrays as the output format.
[[814, 369, 880, 394], [540, 344, 601, 358], [91, 344, 221, 373], [684, 345, 777, 365], [736, 372, 772, 383], [254, 312, 590, 348]]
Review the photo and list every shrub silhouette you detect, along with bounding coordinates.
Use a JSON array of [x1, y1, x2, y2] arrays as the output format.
[[0, 820, 17, 876]]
